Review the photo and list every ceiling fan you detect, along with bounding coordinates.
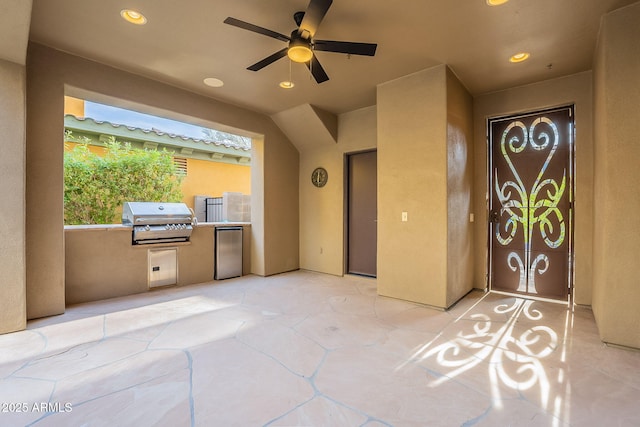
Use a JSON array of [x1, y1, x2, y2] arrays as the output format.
[[223, 0, 377, 84]]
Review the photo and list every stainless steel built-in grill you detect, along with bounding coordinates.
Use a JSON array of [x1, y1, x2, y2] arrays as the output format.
[[122, 202, 195, 245]]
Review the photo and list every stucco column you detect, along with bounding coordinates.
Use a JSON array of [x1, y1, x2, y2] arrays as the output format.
[[0, 59, 27, 334]]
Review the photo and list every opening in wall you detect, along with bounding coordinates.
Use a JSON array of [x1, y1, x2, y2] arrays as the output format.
[[63, 95, 252, 225]]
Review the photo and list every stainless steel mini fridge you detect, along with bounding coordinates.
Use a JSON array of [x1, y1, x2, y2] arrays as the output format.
[[215, 226, 243, 279]]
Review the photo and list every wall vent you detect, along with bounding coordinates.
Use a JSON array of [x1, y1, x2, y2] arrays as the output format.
[[174, 156, 188, 176]]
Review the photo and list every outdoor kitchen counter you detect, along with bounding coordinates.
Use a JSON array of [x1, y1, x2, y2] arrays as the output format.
[[64, 222, 251, 230], [64, 223, 251, 305], [64, 223, 130, 231], [194, 222, 251, 227]]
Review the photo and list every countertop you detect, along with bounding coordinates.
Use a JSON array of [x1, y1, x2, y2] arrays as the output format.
[[65, 222, 251, 231]]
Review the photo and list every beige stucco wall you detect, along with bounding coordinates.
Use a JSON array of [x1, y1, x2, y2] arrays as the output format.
[[473, 72, 594, 305], [26, 43, 298, 319], [299, 106, 377, 275], [262, 127, 300, 275], [65, 227, 147, 304], [446, 68, 475, 307], [592, 2, 640, 349], [377, 65, 449, 307], [376, 65, 474, 308], [0, 59, 27, 334], [250, 137, 266, 275]]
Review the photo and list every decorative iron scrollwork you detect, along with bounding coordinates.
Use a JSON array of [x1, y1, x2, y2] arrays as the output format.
[[494, 117, 566, 294]]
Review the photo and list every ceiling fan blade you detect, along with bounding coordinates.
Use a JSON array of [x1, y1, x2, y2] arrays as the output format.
[[247, 48, 289, 71], [224, 17, 290, 42], [306, 55, 329, 83], [314, 40, 377, 56], [298, 0, 333, 38]]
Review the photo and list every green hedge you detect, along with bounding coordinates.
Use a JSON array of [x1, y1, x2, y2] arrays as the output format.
[[64, 135, 183, 225]]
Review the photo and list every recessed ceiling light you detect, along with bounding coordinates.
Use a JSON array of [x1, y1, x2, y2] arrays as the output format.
[[279, 81, 295, 89], [120, 9, 147, 25], [509, 52, 530, 63], [486, 0, 509, 5], [203, 78, 224, 88]]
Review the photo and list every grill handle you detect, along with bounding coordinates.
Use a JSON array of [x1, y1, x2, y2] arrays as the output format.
[[189, 208, 198, 226], [134, 216, 194, 224]]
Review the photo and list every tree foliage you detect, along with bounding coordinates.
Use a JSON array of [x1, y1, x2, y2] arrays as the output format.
[[64, 135, 183, 225]]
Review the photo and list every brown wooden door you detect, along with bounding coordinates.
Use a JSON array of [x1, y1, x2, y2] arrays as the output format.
[[489, 107, 573, 300], [347, 151, 377, 277]]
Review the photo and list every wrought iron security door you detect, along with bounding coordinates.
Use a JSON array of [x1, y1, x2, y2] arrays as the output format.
[[489, 106, 573, 300]]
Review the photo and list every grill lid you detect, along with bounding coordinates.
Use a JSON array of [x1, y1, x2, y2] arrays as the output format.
[[122, 202, 193, 226], [123, 202, 195, 245]]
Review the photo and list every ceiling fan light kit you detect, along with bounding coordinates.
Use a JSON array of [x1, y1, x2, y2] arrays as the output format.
[[288, 37, 313, 63], [486, 0, 509, 5], [224, 0, 377, 84]]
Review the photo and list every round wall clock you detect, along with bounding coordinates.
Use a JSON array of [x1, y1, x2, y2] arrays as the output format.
[[311, 167, 328, 188]]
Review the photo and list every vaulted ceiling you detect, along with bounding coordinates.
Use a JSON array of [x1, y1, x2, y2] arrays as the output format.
[[20, 0, 640, 115]]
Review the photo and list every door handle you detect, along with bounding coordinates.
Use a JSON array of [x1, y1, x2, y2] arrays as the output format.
[[490, 210, 500, 223]]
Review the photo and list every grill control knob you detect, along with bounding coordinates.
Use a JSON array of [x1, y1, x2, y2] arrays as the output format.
[[145, 225, 151, 231], [165, 224, 170, 230]]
